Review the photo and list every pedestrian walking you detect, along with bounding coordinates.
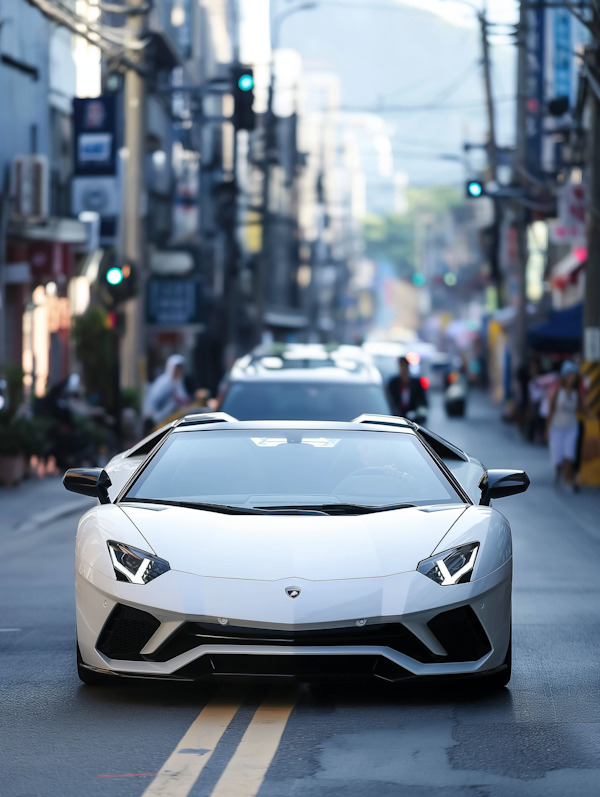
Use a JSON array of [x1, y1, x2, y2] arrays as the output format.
[[142, 354, 190, 434], [546, 361, 586, 490]]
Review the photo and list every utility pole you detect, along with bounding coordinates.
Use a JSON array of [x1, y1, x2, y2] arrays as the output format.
[[120, 0, 147, 393], [479, 10, 503, 307], [514, 0, 529, 372], [256, 2, 317, 345], [480, 13, 498, 181], [0, 188, 8, 374], [256, 77, 274, 347], [583, 10, 600, 416]]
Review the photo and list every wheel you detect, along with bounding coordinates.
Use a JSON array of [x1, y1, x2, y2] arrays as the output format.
[[77, 644, 118, 686], [475, 630, 512, 689]]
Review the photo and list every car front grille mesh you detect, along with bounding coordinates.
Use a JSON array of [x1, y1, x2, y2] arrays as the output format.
[[95, 603, 492, 665], [148, 621, 437, 663], [96, 604, 160, 661], [147, 606, 491, 665]]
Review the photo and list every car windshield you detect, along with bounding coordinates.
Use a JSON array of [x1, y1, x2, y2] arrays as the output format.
[[123, 429, 463, 510], [219, 382, 390, 421]]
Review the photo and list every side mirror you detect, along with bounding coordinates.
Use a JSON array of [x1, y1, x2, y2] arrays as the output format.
[[63, 468, 112, 505], [478, 469, 530, 506]]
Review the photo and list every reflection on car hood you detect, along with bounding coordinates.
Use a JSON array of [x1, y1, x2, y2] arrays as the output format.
[[121, 504, 467, 581]]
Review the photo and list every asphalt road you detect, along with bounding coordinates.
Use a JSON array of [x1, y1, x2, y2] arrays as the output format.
[[2, 392, 600, 797]]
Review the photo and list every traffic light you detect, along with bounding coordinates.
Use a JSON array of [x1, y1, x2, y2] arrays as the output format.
[[231, 65, 255, 131], [466, 179, 484, 199], [102, 256, 138, 306]]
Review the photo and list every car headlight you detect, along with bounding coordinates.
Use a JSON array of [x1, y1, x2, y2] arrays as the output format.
[[107, 541, 170, 584], [417, 542, 479, 586]]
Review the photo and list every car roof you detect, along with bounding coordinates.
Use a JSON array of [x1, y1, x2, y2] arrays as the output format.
[[174, 422, 413, 438], [173, 419, 413, 434], [251, 342, 371, 361], [228, 368, 382, 384], [228, 353, 382, 384]]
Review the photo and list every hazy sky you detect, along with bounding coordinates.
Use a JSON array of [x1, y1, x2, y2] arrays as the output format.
[[399, 0, 519, 28], [276, 0, 518, 195]]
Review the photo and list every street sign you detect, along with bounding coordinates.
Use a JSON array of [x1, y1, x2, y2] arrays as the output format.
[[72, 96, 120, 226], [548, 183, 587, 243], [146, 278, 203, 325], [73, 96, 118, 177]]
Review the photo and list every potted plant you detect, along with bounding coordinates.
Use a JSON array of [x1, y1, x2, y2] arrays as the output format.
[[0, 415, 26, 487]]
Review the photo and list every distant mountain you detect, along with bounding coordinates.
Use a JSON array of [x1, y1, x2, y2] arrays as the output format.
[[280, 1, 515, 195]]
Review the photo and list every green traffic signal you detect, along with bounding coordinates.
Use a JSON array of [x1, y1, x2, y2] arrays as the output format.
[[238, 74, 254, 91], [467, 180, 483, 198], [106, 267, 124, 285]]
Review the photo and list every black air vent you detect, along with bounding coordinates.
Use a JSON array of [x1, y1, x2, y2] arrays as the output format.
[[427, 605, 491, 662], [149, 621, 441, 664], [96, 604, 160, 661]]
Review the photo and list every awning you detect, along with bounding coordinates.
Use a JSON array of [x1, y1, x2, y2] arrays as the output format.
[[528, 303, 582, 353], [8, 217, 87, 244]]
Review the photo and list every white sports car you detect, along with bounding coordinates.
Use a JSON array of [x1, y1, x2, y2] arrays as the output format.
[[64, 413, 529, 688]]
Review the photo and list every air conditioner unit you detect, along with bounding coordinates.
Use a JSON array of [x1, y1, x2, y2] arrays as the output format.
[[12, 155, 50, 220]]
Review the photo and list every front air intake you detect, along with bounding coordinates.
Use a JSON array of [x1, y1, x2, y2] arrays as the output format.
[[427, 605, 492, 662], [96, 604, 160, 661]]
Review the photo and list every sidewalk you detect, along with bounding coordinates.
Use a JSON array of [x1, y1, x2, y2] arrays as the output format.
[[0, 477, 94, 533], [430, 389, 600, 541]]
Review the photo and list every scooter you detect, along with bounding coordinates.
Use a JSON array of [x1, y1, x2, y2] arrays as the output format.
[[444, 371, 468, 417]]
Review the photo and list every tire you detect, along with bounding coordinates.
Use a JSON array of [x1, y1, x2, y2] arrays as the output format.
[[77, 644, 118, 686]]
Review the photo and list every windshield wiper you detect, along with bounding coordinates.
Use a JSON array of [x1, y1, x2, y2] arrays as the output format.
[[122, 498, 416, 516], [121, 498, 268, 515], [253, 502, 416, 515]]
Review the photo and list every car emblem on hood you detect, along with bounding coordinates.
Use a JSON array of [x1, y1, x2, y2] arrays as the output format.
[[285, 586, 301, 599]]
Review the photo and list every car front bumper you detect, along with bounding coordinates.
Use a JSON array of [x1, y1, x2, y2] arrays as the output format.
[[75, 554, 512, 682]]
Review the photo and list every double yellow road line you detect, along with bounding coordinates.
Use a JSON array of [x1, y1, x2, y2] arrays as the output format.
[[142, 685, 296, 797]]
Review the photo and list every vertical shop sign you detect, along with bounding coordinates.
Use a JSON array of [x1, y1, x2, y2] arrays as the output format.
[[73, 96, 117, 176], [525, 4, 546, 177], [553, 8, 571, 99], [72, 96, 121, 223]]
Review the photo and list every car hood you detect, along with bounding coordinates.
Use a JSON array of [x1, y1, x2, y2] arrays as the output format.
[[120, 504, 467, 581]]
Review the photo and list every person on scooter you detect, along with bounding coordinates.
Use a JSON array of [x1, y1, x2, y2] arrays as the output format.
[[387, 356, 428, 424]]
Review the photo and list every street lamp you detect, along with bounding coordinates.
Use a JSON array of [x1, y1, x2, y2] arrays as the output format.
[[267, 2, 319, 118], [271, 2, 318, 52]]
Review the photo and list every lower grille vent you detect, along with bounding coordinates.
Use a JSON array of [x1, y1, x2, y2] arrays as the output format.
[[427, 605, 491, 662], [149, 621, 438, 664], [97, 604, 160, 661]]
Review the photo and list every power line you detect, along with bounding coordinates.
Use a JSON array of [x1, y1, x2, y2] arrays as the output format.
[[381, 28, 474, 102], [341, 96, 516, 113]]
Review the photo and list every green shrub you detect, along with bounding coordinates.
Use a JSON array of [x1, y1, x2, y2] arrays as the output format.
[[2, 364, 24, 416], [0, 414, 49, 458], [121, 387, 141, 413], [0, 417, 24, 456]]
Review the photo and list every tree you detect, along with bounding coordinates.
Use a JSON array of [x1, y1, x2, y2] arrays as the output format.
[[362, 186, 463, 280], [72, 307, 114, 408]]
